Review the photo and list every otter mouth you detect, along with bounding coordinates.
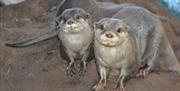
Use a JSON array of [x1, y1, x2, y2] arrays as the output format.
[[67, 27, 79, 32], [64, 24, 81, 33], [97, 38, 118, 47], [103, 39, 114, 44], [96, 34, 120, 47], [101, 40, 117, 47], [96, 36, 125, 47]]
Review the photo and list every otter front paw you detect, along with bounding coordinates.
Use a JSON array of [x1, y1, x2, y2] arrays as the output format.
[[66, 63, 77, 76], [79, 61, 87, 76], [93, 83, 105, 91], [116, 87, 125, 91], [136, 68, 149, 78]]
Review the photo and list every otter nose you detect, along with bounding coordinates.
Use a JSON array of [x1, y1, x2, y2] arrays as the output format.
[[67, 20, 74, 25], [105, 33, 114, 38]]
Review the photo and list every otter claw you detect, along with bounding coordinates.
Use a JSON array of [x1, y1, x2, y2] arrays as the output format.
[[93, 84, 105, 91], [93, 79, 106, 91], [116, 87, 125, 91], [66, 63, 77, 76], [136, 69, 149, 78], [79, 62, 87, 76], [79, 68, 87, 76]]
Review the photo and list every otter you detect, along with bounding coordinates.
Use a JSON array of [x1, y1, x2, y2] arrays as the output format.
[[6, 8, 94, 76], [112, 6, 180, 75], [93, 18, 139, 91], [5, 0, 180, 75], [56, 8, 94, 76]]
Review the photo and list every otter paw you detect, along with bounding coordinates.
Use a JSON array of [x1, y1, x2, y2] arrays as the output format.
[[79, 67, 87, 76], [136, 69, 149, 78], [66, 64, 77, 76], [93, 80, 106, 91], [116, 87, 125, 91], [79, 62, 87, 76], [93, 84, 105, 91]]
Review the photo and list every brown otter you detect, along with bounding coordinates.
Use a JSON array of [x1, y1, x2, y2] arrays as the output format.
[[93, 18, 139, 91]]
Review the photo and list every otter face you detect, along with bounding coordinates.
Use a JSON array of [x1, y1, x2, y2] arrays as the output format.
[[56, 8, 91, 33], [94, 18, 129, 47]]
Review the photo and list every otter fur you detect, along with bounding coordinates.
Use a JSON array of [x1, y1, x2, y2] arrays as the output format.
[[112, 6, 180, 74], [93, 18, 139, 91]]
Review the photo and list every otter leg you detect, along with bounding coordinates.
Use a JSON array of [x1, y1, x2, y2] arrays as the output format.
[[146, 52, 159, 72], [116, 69, 129, 91], [143, 27, 161, 72], [93, 64, 107, 91], [79, 59, 87, 76], [66, 57, 76, 76], [160, 36, 180, 74], [79, 44, 91, 75], [65, 49, 77, 76]]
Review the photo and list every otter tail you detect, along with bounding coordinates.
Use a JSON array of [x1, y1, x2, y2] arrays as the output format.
[[160, 35, 180, 74], [5, 29, 57, 48]]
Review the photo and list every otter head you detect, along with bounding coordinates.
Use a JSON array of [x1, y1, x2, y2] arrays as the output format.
[[56, 8, 92, 34], [94, 18, 130, 47]]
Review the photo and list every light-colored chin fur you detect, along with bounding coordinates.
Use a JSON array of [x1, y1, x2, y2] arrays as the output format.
[[59, 18, 91, 33], [63, 24, 82, 33], [98, 39, 125, 47], [101, 41, 117, 47], [97, 38, 120, 47]]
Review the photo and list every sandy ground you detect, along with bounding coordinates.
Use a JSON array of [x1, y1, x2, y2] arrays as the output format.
[[0, 0, 180, 91]]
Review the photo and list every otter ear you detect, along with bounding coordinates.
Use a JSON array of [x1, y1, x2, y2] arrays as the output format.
[[55, 16, 61, 29], [123, 23, 130, 31], [93, 22, 99, 29], [93, 22, 98, 31], [56, 15, 63, 21], [121, 20, 129, 31], [93, 22, 105, 32]]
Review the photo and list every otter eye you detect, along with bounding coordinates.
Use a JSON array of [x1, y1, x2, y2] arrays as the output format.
[[76, 16, 81, 19], [117, 28, 122, 33], [98, 25, 104, 30], [59, 16, 67, 22]]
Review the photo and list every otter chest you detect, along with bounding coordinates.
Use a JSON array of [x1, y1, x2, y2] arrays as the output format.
[[95, 43, 126, 68], [60, 33, 91, 52]]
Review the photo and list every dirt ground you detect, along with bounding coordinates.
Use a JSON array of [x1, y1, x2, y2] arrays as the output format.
[[0, 0, 180, 91]]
